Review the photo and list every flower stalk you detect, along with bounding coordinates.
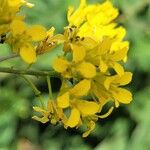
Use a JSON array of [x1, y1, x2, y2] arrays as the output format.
[[0, 54, 18, 63], [47, 76, 53, 100], [0, 67, 59, 77], [21, 75, 44, 108]]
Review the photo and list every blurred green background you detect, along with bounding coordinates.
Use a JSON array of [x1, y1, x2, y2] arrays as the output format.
[[0, 0, 150, 150]]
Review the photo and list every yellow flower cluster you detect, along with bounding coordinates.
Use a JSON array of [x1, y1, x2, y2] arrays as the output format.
[[0, 0, 33, 35], [33, 0, 133, 137], [0, 0, 59, 63], [0, 0, 133, 138]]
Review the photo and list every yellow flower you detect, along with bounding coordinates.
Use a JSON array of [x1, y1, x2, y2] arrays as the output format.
[[36, 27, 64, 55], [32, 100, 54, 124], [99, 38, 129, 75], [67, 0, 118, 29], [56, 79, 100, 129], [32, 106, 50, 123], [84, 36, 129, 76], [104, 72, 133, 107], [8, 20, 46, 63], [89, 72, 132, 109], [67, 0, 122, 42], [32, 100, 65, 125], [33, 0, 133, 138], [63, 26, 97, 53], [67, 0, 87, 27], [0, 0, 33, 35], [56, 78, 114, 137], [91, 72, 133, 108], [69, 79, 91, 97], [85, 1, 118, 26]]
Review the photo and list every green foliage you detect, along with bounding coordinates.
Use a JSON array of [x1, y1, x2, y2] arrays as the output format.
[[0, 0, 150, 149]]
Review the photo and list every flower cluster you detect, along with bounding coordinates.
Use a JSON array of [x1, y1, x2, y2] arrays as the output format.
[[0, 0, 33, 36], [32, 0, 133, 137], [0, 0, 59, 63], [0, 0, 133, 137]]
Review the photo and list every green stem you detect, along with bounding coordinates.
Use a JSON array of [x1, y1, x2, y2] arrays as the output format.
[[0, 54, 18, 62], [22, 75, 41, 96], [38, 95, 45, 109], [0, 67, 59, 77], [21, 75, 44, 108], [47, 76, 53, 99]]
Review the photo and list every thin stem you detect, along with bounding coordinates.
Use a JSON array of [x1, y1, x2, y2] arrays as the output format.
[[0, 67, 59, 77], [21, 75, 41, 96], [0, 54, 18, 63], [38, 95, 45, 109], [21, 75, 44, 108], [47, 76, 53, 99]]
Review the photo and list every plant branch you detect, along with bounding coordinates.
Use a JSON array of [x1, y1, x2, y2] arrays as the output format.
[[0, 67, 60, 77], [21, 75, 44, 108], [21, 75, 41, 96], [47, 76, 53, 99], [0, 54, 18, 62]]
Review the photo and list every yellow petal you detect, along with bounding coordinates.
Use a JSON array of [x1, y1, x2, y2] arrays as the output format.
[[20, 45, 36, 64], [99, 58, 108, 73], [77, 61, 96, 78], [92, 83, 110, 106], [57, 92, 70, 108], [82, 121, 95, 138], [104, 76, 115, 90], [112, 88, 132, 104], [10, 20, 26, 36], [115, 27, 126, 41], [110, 42, 129, 61], [123, 56, 128, 63], [80, 37, 97, 50], [26, 25, 46, 41], [8, 0, 21, 7], [32, 106, 49, 123], [67, 6, 74, 23], [112, 62, 124, 76], [86, 1, 118, 26], [33, 106, 48, 115], [70, 79, 91, 97], [98, 37, 112, 55], [76, 100, 100, 116], [71, 44, 86, 63], [32, 116, 49, 123], [115, 100, 120, 108], [80, 0, 86, 6], [67, 0, 86, 26], [66, 108, 80, 128], [110, 48, 128, 61], [114, 72, 133, 86], [53, 58, 69, 73], [110, 41, 129, 52], [47, 27, 55, 37], [25, 2, 34, 8]]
